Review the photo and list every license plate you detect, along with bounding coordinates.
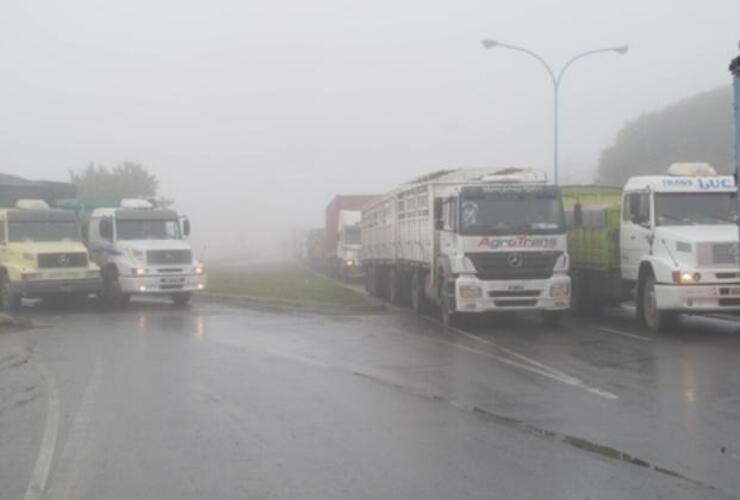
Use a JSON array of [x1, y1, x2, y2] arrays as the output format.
[[53, 272, 80, 279], [162, 277, 185, 284], [719, 287, 740, 296]]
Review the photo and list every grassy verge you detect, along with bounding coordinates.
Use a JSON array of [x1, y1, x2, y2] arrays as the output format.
[[206, 262, 369, 306]]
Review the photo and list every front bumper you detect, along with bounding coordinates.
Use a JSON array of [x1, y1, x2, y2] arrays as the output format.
[[655, 283, 740, 311], [11, 278, 103, 297], [453, 275, 571, 313], [119, 273, 207, 294]]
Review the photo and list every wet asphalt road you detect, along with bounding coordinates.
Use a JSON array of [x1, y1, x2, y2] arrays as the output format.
[[1, 299, 740, 500]]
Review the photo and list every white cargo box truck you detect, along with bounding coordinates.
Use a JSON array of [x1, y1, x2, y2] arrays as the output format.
[[361, 168, 570, 326]]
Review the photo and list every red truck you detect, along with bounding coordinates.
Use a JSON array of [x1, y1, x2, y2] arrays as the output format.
[[324, 195, 378, 280]]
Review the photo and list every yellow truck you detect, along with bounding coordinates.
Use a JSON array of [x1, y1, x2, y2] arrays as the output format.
[[0, 200, 102, 310]]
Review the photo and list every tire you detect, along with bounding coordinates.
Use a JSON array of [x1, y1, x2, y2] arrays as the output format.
[[104, 267, 130, 307], [410, 269, 428, 314], [171, 292, 192, 306], [640, 274, 677, 332], [0, 273, 21, 311], [542, 310, 562, 327], [440, 279, 460, 327]]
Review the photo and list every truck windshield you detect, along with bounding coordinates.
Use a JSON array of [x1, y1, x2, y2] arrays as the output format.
[[116, 219, 182, 240], [655, 192, 737, 225], [344, 227, 361, 244], [459, 190, 565, 236], [8, 221, 80, 242]]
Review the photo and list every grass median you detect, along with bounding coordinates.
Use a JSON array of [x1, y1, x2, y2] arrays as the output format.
[[206, 262, 369, 307]]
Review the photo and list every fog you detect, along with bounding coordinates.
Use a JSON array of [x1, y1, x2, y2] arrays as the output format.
[[1, 0, 739, 259]]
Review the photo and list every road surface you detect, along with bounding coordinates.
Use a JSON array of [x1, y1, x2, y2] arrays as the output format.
[[1, 298, 739, 499]]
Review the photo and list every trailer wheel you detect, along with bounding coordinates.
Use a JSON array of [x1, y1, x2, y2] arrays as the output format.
[[640, 274, 677, 332], [410, 269, 428, 314], [0, 272, 21, 311]]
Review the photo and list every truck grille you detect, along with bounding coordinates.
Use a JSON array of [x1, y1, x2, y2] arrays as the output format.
[[38, 252, 88, 268], [711, 243, 739, 265], [146, 250, 192, 265], [467, 251, 561, 280]]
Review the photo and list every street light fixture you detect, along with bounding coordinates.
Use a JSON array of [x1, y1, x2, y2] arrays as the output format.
[[481, 39, 628, 185]]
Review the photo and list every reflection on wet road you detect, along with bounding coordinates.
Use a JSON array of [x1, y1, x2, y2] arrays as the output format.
[[1, 299, 739, 499]]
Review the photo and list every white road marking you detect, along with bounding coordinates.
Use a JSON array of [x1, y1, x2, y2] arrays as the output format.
[[416, 316, 617, 400], [598, 327, 651, 342], [25, 363, 60, 500], [45, 361, 104, 500], [455, 329, 491, 344], [448, 339, 618, 400]]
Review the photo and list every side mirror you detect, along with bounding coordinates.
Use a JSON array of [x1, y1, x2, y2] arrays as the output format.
[[434, 219, 444, 230], [99, 218, 113, 241], [573, 203, 583, 228], [182, 218, 191, 237]]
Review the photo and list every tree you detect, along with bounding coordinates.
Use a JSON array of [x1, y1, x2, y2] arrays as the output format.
[[596, 86, 733, 186], [69, 162, 170, 204]]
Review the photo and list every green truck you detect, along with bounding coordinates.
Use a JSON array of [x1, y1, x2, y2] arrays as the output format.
[[564, 164, 740, 330]]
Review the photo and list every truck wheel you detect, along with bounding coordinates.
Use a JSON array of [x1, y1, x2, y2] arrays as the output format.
[[171, 292, 192, 306], [410, 269, 428, 314], [440, 280, 460, 327], [640, 274, 676, 332], [541, 310, 562, 328], [104, 267, 130, 307], [0, 273, 21, 311]]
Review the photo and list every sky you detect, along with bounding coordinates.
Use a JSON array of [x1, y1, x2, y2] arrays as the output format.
[[0, 0, 739, 258]]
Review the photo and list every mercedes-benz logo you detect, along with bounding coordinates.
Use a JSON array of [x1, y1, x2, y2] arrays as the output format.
[[506, 252, 524, 268], [57, 254, 70, 266]]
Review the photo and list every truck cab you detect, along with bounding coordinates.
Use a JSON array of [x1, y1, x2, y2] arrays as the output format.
[[566, 162, 740, 331], [84, 199, 206, 306], [434, 171, 571, 325], [0, 200, 102, 310], [622, 163, 740, 328], [335, 211, 363, 280]]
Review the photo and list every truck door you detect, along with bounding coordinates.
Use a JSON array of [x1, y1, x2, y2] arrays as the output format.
[[439, 197, 458, 256], [620, 191, 652, 281]]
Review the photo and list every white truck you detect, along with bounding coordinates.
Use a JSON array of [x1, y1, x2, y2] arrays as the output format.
[[80, 199, 206, 306], [361, 168, 571, 326], [566, 163, 740, 330]]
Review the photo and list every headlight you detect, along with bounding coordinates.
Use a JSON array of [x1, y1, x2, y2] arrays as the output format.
[[195, 265, 205, 274], [132, 268, 146, 276], [459, 285, 482, 299], [550, 283, 571, 297], [672, 271, 701, 284], [344, 260, 354, 267]]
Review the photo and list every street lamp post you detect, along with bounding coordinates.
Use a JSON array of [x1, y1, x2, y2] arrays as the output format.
[[481, 39, 628, 185]]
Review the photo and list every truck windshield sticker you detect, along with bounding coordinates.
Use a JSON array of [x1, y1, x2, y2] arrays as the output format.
[[478, 235, 558, 249]]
